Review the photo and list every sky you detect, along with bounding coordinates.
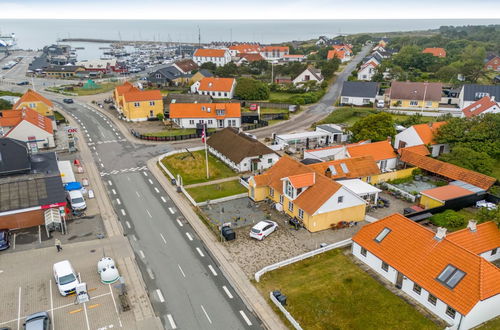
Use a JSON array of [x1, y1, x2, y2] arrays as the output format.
[[1, 0, 500, 19]]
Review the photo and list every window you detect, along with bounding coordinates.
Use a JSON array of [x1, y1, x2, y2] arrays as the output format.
[[149, 101, 155, 106], [288, 201, 294, 212], [298, 209, 304, 219], [269, 187, 274, 197], [218, 92, 221, 97], [437, 265, 466, 289], [413, 283, 422, 295], [337, 196, 344, 203], [285, 180, 294, 198], [360, 247, 367, 257], [224, 92, 228, 97], [189, 120, 194, 125], [362, 98, 370, 104], [410, 100, 418, 106], [279, 194, 284, 204], [425, 101, 433, 107], [492, 248, 498, 256], [134, 102, 140, 107], [446, 306, 456, 319], [199, 120, 204, 123], [268, 158, 273, 164], [155, 73, 161, 78], [29, 103, 36, 108], [381, 261, 389, 272], [208, 120, 213, 124], [216, 109, 225, 116], [428, 294, 437, 306], [341, 97, 349, 103], [374, 228, 391, 243], [380, 159, 387, 170]]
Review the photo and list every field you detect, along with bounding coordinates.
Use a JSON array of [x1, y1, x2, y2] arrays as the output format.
[[72, 82, 121, 96], [161, 150, 236, 185], [256, 248, 440, 330], [185, 180, 246, 202], [269, 92, 295, 102]]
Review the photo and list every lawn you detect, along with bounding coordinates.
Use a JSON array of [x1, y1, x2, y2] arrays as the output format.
[[256, 249, 439, 330], [53, 111, 66, 123], [269, 92, 295, 102], [185, 180, 247, 202], [70, 82, 122, 96], [161, 150, 237, 185], [478, 316, 500, 329], [144, 128, 216, 137], [0, 90, 23, 97]]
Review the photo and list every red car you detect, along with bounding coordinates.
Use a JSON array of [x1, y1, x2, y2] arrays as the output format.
[[249, 104, 258, 111]]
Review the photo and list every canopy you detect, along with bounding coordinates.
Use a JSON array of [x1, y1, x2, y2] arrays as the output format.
[[338, 179, 381, 196], [64, 181, 82, 191]]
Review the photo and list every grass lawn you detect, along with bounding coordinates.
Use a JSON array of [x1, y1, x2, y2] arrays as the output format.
[[72, 82, 121, 96], [256, 249, 439, 330], [144, 128, 215, 137], [478, 317, 500, 329], [161, 150, 236, 185], [53, 111, 66, 122], [269, 92, 295, 102], [186, 180, 246, 202], [0, 90, 23, 97]]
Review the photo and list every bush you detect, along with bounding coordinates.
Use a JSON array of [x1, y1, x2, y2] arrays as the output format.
[[430, 210, 466, 229], [234, 77, 270, 100], [157, 113, 164, 121]]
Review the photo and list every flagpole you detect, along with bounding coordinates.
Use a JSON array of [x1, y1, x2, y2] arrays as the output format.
[[204, 124, 210, 179]]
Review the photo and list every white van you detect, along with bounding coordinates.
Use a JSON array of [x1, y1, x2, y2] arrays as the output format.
[[66, 190, 86, 211], [376, 100, 385, 108], [53, 260, 79, 296]]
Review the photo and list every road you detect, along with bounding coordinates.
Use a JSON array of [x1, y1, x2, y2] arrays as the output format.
[[55, 97, 260, 330]]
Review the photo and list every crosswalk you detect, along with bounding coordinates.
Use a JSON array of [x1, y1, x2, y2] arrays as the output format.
[[88, 139, 127, 146], [100, 166, 148, 176]]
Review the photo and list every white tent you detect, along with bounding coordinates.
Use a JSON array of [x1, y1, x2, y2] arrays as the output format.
[[338, 179, 381, 203]]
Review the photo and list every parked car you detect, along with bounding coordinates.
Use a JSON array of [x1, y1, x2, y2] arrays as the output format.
[[17, 81, 29, 86], [0, 229, 11, 251], [376, 100, 385, 108], [249, 104, 258, 111], [23, 312, 50, 330], [63, 98, 74, 104], [250, 220, 278, 240], [53, 260, 79, 296], [66, 190, 87, 211]]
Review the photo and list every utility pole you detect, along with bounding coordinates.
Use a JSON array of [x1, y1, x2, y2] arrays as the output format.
[[198, 26, 201, 48]]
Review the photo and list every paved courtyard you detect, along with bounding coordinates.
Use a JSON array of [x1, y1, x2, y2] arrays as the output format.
[[366, 191, 413, 219]]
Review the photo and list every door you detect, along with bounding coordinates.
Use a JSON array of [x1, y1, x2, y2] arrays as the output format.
[[252, 161, 258, 172], [218, 119, 224, 128], [396, 271, 403, 289], [438, 145, 445, 155]]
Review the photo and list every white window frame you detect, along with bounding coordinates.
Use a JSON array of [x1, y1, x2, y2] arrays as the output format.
[[298, 209, 304, 219], [288, 201, 293, 212]]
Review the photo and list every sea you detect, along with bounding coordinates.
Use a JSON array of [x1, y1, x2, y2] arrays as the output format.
[[1, 19, 500, 60]]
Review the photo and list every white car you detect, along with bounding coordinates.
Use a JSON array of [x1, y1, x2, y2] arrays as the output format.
[[66, 190, 86, 211], [376, 100, 385, 108], [250, 220, 278, 240], [53, 260, 79, 296]]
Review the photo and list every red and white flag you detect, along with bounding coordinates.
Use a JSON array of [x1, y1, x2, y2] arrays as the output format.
[[201, 126, 206, 143]]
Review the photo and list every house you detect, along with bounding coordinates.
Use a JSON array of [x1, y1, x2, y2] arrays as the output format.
[[332, 44, 353, 55], [346, 140, 398, 171], [228, 44, 261, 56], [235, 53, 265, 66], [13, 89, 55, 121], [459, 84, 500, 109], [169, 103, 241, 129], [207, 127, 279, 172], [76, 59, 124, 73], [447, 221, 500, 262], [260, 46, 289, 60], [163, 93, 211, 114], [190, 77, 236, 99], [0, 108, 55, 149], [357, 61, 378, 81], [422, 48, 447, 58], [394, 122, 449, 157], [303, 140, 371, 161], [293, 66, 324, 85], [352, 214, 500, 330], [461, 96, 500, 118], [114, 84, 163, 121], [419, 184, 475, 209], [193, 48, 232, 67], [377, 38, 390, 48], [388, 81, 442, 109], [44, 65, 85, 78], [275, 126, 347, 149], [189, 69, 214, 84], [173, 59, 198, 74], [282, 54, 306, 62], [340, 81, 379, 106], [484, 56, 500, 72], [148, 66, 184, 86], [315, 124, 348, 143], [307, 155, 381, 181], [248, 156, 367, 232], [327, 49, 350, 63]]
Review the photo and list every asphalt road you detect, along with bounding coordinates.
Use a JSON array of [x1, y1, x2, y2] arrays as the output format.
[[56, 98, 261, 330]]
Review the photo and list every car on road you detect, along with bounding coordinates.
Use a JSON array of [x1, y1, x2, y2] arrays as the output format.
[[53, 260, 79, 296], [0, 228, 11, 251], [23, 311, 50, 330], [17, 81, 29, 86], [63, 98, 74, 104], [250, 220, 278, 240]]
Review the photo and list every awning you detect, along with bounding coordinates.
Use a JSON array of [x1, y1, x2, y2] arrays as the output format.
[[338, 179, 382, 196]]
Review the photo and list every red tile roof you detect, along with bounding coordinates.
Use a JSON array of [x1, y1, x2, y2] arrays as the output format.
[[169, 103, 241, 119], [447, 222, 500, 255], [484, 56, 500, 71], [239, 53, 265, 62], [420, 185, 474, 201], [123, 90, 162, 102], [286, 173, 315, 188], [0, 109, 24, 127], [347, 140, 397, 161], [422, 47, 447, 58], [397, 144, 430, 156], [13, 89, 53, 109], [0, 107, 53, 134], [198, 77, 235, 92], [327, 49, 346, 60], [400, 150, 496, 190], [353, 213, 500, 315], [229, 44, 261, 53], [307, 156, 380, 180], [412, 121, 446, 145], [194, 48, 227, 58], [115, 82, 139, 96], [462, 96, 499, 118]]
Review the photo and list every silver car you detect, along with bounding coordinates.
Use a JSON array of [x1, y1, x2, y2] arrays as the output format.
[[24, 312, 50, 330], [250, 220, 278, 240]]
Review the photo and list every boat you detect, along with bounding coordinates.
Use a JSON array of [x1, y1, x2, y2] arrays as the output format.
[[0, 32, 17, 49]]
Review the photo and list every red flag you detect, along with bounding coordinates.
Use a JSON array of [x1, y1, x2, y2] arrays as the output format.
[[201, 126, 206, 143]]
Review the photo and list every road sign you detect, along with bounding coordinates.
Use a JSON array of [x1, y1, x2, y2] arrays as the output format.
[[66, 127, 78, 134]]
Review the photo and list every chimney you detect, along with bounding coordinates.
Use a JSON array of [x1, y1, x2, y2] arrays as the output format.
[[467, 220, 477, 232], [435, 227, 447, 241], [491, 96, 495, 102], [387, 136, 392, 143]]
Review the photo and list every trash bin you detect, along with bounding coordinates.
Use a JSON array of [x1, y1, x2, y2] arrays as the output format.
[[272, 290, 282, 299], [171, 178, 176, 185], [221, 226, 236, 241], [276, 294, 287, 306]]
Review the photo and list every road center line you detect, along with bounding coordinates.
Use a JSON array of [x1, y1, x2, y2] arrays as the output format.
[[168, 207, 175, 214], [116, 198, 121, 205], [160, 233, 167, 244], [126, 221, 131, 229], [121, 209, 126, 216], [161, 197, 166, 203], [167, 314, 177, 329], [154, 187, 159, 193], [185, 232, 193, 241], [239, 310, 253, 326], [196, 247, 205, 257], [176, 219, 183, 227], [208, 265, 218, 276], [111, 189, 117, 195], [201, 305, 212, 324], [223, 286, 233, 299], [148, 179, 153, 184], [177, 264, 186, 278], [136, 191, 140, 197], [156, 289, 165, 303], [139, 250, 145, 258], [100, 163, 104, 168], [146, 209, 152, 218], [147, 268, 155, 280], [143, 172, 148, 176], [108, 180, 112, 186]]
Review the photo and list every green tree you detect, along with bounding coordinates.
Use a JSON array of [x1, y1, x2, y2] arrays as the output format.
[[234, 78, 270, 100], [215, 62, 238, 77], [0, 99, 11, 110], [199, 62, 217, 71], [439, 146, 495, 175], [396, 113, 424, 127], [318, 58, 340, 79], [430, 210, 466, 229], [477, 207, 500, 228], [349, 112, 396, 142]]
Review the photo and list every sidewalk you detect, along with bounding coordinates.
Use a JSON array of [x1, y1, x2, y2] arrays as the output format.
[[184, 175, 241, 188], [148, 158, 287, 330]]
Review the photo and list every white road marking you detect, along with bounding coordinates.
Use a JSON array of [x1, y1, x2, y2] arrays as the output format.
[[147, 268, 155, 280], [146, 209, 152, 218], [98, 157, 102, 162], [160, 233, 167, 244], [154, 187, 160, 193], [126, 221, 131, 229], [17, 287, 21, 330], [92, 146, 96, 150], [196, 247, 205, 257], [49, 280, 54, 330], [201, 305, 212, 324], [83, 302, 90, 330], [176, 219, 183, 227], [116, 198, 121, 205], [185, 232, 193, 241], [131, 234, 137, 241], [223, 286, 233, 299], [112, 189, 117, 195], [136, 191, 140, 197], [109, 284, 123, 328], [168, 207, 175, 214], [156, 289, 165, 302], [161, 196, 166, 203], [139, 250, 145, 258], [167, 314, 177, 329], [100, 163, 104, 168], [88, 138, 92, 142], [208, 265, 218, 276], [108, 180, 112, 186], [143, 171, 148, 176], [148, 179, 153, 184], [177, 264, 186, 278], [240, 310, 253, 326], [121, 209, 126, 216]]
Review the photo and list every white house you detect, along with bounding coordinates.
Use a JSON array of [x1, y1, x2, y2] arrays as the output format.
[[193, 48, 232, 67], [169, 103, 241, 129], [293, 66, 324, 85], [340, 81, 379, 106], [447, 221, 500, 262], [345, 140, 398, 171], [303, 140, 370, 162], [357, 61, 378, 81], [353, 214, 500, 330], [458, 84, 500, 109], [207, 127, 279, 172], [461, 96, 500, 118], [394, 122, 449, 157], [0, 108, 55, 149], [190, 77, 236, 99], [260, 46, 289, 60]]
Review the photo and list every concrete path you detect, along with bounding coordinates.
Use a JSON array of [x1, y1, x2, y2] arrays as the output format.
[[184, 176, 241, 188]]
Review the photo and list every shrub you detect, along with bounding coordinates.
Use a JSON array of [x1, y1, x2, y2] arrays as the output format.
[[157, 113, 164, 121], [430, 210, 466, 229]]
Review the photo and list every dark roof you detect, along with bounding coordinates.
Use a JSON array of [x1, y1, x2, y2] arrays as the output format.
[[164, 93, 212, 105], [390, 81, 442, 102], [45, 65, 83, 73], [316, 125, 343, 134], [174, 59, 198, 73], [198, 69, 214, 78], [28, 55, 50, 71], [300, 158, 323, 165], [149, 66, 183, 81], [207, 128, 276, 164], [461, 84, 500, 102], [30, 152, 60, 176], [0, 138, 30, 176], [341, 81, 379, 98]]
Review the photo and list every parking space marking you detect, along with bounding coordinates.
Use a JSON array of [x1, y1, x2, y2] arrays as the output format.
[[160, 233, 167, 244], [208, 265, 218, 276], [178, 264, 186, 278], [108, 284, 123, 328], [49, 280, 54, 330], [201, 305, 212, 324], [154, 187, 160, 193], [120, 209, 126, 216], [176, 219, 183, 227], [167, 314, 177, 329], [196, 247, 205, 257], [116, 198, 121, 205], [126, 221, 131, 229], [146, 209, 152, 218], [240, 310, 253, 326], [88, 304, 100, 309], [223, 286, 233, 299], [69, 308, 83, 314], [139, 250, 145, 259], [156, 289, 165, 303], [161, 197, 166, 203], [17, 286, 21, 330], [168, 207, 175, 214], [185, 232, 193, 241]]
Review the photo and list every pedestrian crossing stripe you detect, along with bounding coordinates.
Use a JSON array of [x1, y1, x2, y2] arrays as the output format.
[[100, 166, 148, 176]]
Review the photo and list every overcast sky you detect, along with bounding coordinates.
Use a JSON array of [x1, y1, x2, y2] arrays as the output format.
[[1, 0, 500, 19]]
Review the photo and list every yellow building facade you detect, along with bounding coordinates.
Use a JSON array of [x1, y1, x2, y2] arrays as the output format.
[[391, 99, 440, 109], [13, 89, 55, 119]]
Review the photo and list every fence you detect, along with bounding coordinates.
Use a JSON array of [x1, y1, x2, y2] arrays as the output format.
[[131, 129, 215, 142], [255, 238, 352, 282], [383, 183, 417, 202], [242, 120, 268, 131], [269, 292, 303, 330], [241, 101, 299, 111]]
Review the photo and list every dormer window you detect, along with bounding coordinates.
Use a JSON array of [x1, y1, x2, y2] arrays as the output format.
[[285, 180, 294, 198]]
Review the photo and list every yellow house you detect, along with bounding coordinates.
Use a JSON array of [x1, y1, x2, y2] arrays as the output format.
[[44, 65, 85, 78], [13, 89, 54, 120], [120, 89, 164, 122], [389, 81, 442, 110], [113, 81, 139, 109], [419, 185, 475, 209], [249, 156, 367, 232]]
